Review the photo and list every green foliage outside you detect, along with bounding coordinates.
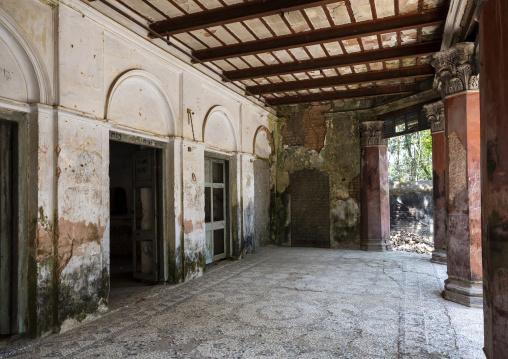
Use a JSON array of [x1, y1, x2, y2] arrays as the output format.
[[388, 130, 433, 182]]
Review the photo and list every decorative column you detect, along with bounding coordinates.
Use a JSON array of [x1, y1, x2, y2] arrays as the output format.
[[424, 102, 447, 264], [360, 121, 392, 252], [433, 42, 482, 307], [480, 0, 508, 356]]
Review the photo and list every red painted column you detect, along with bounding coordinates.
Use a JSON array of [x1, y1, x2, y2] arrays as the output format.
[[424, 102, 447, 264], [360, 121, 392, 251], [433, 43, 482, 307], [479, 1, 508, 357]]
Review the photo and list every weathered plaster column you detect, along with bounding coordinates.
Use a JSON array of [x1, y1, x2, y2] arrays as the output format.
[[360, 121, 392, 251], [433, 42, 482, 307], [424, 102, 447, 264], [479, 1, 508, 356]]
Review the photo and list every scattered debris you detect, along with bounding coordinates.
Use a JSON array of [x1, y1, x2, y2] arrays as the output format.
[[390, 230, 433, 255]]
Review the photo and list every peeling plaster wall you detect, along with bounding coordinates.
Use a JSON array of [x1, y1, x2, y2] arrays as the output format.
[[181, 144, 206, 281], [272, 105, 361, 249], [35, 108, 58, 335], [254, 159, 270, 247], [242, 156, 255, 253], [56, 115, 109, 325], [0, 0, 272, 336]]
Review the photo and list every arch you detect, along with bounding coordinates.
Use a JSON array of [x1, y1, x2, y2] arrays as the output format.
[[0, 9, 51, 104], [202, 106, 238, 152], [105, 70, 177, 136], [253, 125, 275, 159]]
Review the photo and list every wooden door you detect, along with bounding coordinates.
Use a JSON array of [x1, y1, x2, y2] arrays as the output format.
[[132, 149, 158, 281], [204, 158, 227, 264], [0, 121, 14, 335]]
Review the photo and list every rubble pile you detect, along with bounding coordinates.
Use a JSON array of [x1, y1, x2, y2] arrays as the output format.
[[390, 230, 434, 255]]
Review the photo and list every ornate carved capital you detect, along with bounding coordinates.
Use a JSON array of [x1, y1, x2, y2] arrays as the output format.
[[432, 42, 479, 98], [360, 121, 387, 147], [423, 101, 445, 133]]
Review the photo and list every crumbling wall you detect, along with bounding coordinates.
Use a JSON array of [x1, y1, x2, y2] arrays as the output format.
[[242, 156, 256, 253], [272, 105, 361, 249], [253, 159, 271, 247], [290, 168, 330, 247], [389, 181, 434, 239], [56, 115, 109, 328], [181, 144, 206, 281], [0, 0, 273, 337]]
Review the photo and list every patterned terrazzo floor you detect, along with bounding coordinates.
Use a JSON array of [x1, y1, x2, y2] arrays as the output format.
[[0, 246, 484, 358]]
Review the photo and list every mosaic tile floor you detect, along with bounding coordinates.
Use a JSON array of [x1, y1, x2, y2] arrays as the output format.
[[0, 246, 484, 358]]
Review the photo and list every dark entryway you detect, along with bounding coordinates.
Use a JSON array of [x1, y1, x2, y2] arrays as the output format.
[[0, 120, 17, 337], [109, 140, 162, 302], [290, 169, 330, 248]]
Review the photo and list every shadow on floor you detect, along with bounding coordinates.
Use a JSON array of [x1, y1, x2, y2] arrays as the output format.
[[109, 256, 154, 304]]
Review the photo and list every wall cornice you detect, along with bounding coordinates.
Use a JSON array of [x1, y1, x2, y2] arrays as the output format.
[[59, 0, 273, 115]]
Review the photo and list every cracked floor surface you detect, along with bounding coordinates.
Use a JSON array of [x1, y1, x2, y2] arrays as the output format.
[[0, 246, 484, 358]]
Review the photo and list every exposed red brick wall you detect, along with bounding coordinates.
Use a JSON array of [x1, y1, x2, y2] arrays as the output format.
[[281, 105, 330, 153], [290, 169, 330, 248]]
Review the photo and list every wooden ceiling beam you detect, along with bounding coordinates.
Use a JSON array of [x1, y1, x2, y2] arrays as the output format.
[[150, 0, 334, 36], [267, 83, 420, 106], [225, 41, 441, 81], [193, 7, 448, 62], [247, 65, 435, 95]]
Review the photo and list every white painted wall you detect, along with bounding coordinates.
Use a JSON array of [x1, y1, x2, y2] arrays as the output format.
[[0, 0, 273, 334]]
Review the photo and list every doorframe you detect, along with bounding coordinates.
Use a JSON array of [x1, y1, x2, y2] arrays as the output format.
[[0, 107, 30, 335], [204, 151, 232, 260], [108, 130, 168, 283]]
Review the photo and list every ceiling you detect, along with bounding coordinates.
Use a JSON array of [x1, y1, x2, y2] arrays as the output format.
[[89, 0, 449, 109]]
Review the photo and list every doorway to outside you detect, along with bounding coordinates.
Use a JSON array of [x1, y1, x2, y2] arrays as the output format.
[[385, 110, 434, 253], [109, 140, 162, 303], [0, 120, 18, 339], [204, 157, 229, 264]]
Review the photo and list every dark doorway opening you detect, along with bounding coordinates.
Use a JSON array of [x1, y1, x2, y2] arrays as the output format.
[[0, 120, 18, 339], [109, 140, 161, 303], [290, 169, 330, 248]]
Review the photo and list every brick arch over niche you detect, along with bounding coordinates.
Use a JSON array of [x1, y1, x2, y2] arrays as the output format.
[[253, 125, 275, 159], [290, 169, 330, 248]]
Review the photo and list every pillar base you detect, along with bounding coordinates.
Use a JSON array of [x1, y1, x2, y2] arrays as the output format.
[[361, 239, 392, 252], [443, 277, 483, 307], [430, 249, 447, 264]]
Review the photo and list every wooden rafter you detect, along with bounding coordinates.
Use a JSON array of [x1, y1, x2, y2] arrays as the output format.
[[92, 0, 447, 109], [224, 41, 441, 81], [267, 83, 420, 106], [378, 98, 439, 120], [150, 0, 336, 36], [192, 8, 447, 62], [247, 66, 435, 95]]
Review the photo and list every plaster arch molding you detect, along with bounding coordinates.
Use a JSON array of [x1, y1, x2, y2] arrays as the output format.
[[253, 126, 275, 160], [203, 106, 238, 152], [106, 70, 177, 136], [0, 10, 51, 104]]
